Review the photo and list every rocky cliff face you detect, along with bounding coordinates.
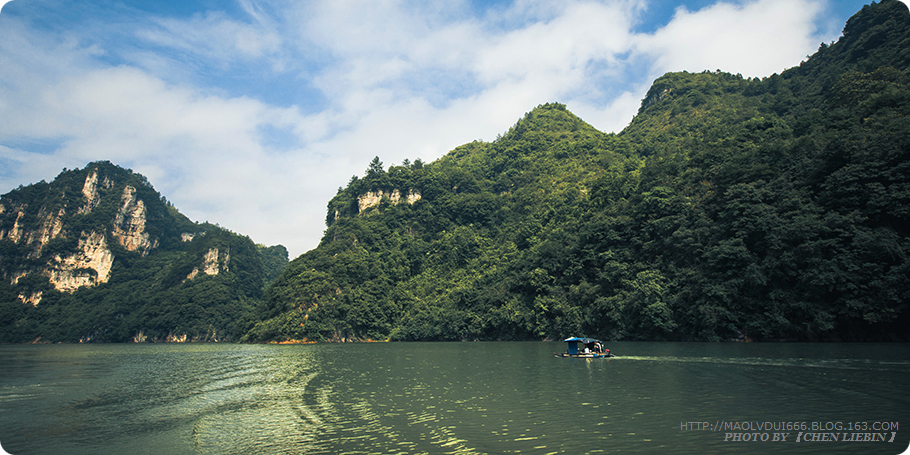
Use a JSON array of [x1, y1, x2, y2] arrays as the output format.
[[0, 204, 66, 258], [112, 185, 157, 255], [78, 169, 113, 215], [0, 163, 170, 304], [1, 160, 286, 344], [357, 189, 421, 213], [44, 230, 115, 292], [185, 247, 231, 280]]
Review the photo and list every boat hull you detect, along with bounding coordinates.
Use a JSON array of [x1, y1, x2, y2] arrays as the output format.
[[554, 353, 615, 358]]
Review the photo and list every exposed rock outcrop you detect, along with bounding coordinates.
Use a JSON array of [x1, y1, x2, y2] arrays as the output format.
[[0, 206, 66, 258], [185, 247, 230, 281], [640, 86, 673, 112], [1, 208, 26, 244], [357, 189, 421, 213], [131, 329, 226, 343], [166, 333, 188, 343], [112, 185, 157, 255], [45, 231, 114, 293], [78, 169, 114, 215], [18, 291, 42, 307], [204, 247, 227, 274], [32, 208, 66, 257]]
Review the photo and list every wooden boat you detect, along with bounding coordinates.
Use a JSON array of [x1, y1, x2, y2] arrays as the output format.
[[554, 336, 615, 358]]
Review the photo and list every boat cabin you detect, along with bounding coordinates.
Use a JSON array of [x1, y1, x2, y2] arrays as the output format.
[[558, 337, 612, 358]]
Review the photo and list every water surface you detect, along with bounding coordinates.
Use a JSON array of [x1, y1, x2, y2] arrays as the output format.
[[1, 342, 908, 454]]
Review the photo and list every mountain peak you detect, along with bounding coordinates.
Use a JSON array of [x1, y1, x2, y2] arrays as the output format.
[[496, 102, 602, 144]]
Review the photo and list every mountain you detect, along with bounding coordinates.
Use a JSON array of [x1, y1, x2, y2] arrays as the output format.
[[0, 161, 287, 343], [247, 0, 910, 343]]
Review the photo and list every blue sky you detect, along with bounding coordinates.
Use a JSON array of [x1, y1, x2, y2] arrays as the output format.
[[0, 0, 896, 257]]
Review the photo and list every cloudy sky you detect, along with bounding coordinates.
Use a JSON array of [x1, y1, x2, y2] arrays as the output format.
[[0, 0, 893, 257]]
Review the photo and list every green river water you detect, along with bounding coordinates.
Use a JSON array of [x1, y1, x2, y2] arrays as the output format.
[[1, 342, 907, 454]]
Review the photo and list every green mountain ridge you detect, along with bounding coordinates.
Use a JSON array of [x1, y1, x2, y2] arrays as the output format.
[[1, 0, 908, 343]]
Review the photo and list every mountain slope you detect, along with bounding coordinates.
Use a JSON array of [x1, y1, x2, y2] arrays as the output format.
[[0, 161, 288, 343], [249, 0, 909, 343]]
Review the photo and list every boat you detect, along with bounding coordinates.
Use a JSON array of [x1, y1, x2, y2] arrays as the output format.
[[554, 337, 614, 358]]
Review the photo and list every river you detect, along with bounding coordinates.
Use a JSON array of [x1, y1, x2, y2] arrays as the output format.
[[1, 342, 907, 454]]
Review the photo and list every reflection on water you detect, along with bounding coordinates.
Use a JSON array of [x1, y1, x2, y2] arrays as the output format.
[[1, 342, 908, 454]]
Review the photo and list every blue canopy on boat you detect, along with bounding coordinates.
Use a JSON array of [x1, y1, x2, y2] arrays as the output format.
[[563, 337, 601, 344]]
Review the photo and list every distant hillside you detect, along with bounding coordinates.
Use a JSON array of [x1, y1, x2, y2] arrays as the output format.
[[247, 0, 909, 343], [0, 161, 287, 343]]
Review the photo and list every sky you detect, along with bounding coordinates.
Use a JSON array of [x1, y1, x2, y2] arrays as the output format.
[[0, 0, 899, 258]]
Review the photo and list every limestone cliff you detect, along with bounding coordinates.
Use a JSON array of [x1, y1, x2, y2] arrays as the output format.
[[44, 231, 115, 293], [112, 185, 157, 255], [78, 169, 114, 215], [185, 247, 231, 281], [0, 206, 67, 258], [0, 160, 287, 344], [0, 162, 166, 304], [357, 189, 421, 213]]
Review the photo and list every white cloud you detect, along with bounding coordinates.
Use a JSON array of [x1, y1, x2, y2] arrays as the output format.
[[636, 0, 826, 77], [475, 2, 634, 84], [137, 11, 283, 66], [0, 144, 59, 192], [0, 0, 851, 257]]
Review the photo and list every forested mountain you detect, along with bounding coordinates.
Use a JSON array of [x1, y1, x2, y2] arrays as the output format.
[[0, 161, 288, 343], [247, 0, 910, 343]]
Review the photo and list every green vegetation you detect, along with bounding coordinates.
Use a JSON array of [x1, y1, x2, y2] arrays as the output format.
[[247, 0, 909, 342]]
